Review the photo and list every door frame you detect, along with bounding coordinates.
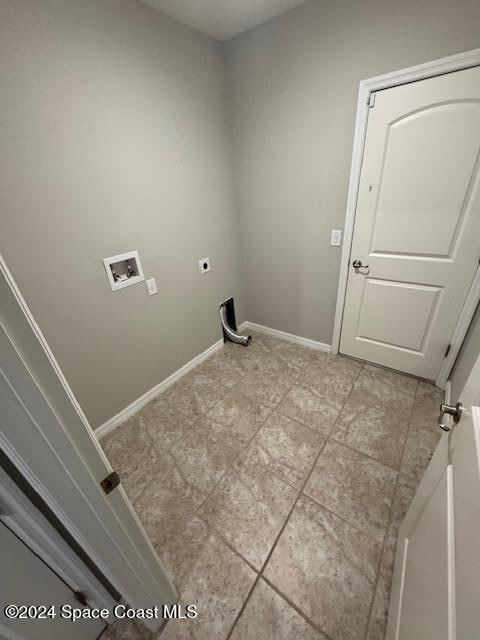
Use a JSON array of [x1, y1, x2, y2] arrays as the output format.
[[0, 253, 177, 632], [0, 462, 114, 613], [331, 47, 480, 387]]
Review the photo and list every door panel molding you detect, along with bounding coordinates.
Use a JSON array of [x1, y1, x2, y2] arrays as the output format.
[[331, 47, 480, 389]]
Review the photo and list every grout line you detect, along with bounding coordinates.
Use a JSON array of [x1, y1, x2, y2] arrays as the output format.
[[299, 489, 383, 539], [193, 341, 305, 515], [224, 362, 365, 640], [328, 435, 403, 473], [224, 574, 261, 640], [134, 341, 426, 640], [343, 355, 430, 383], [116, 338, 305, 640], [260, 575, 336, 640], [138, 344, 426, 640], [222, 362, 309, 640], [361, 379, 420, 640], [208, 527, 261, 575]]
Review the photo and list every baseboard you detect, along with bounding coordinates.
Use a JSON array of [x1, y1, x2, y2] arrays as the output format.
[[94, 320, 329, 440], [95, 321, 249, 440], [243, 321, 331, 353]]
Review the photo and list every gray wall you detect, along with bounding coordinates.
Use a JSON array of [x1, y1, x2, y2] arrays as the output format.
[[227, 0, 480, 345], [0, 0, 245, 427], [451, 304, 480, 400], [2, 0, 480, 429]]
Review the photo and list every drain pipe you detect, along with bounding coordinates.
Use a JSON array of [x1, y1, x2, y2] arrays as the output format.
[[219, 303, 251, 346]]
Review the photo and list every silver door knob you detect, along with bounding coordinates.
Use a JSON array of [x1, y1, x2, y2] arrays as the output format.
[[352, 259, 370, 274], [437, 402, 462, 432]]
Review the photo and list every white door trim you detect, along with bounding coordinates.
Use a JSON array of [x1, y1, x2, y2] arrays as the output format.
[[0, 253, 177, 632], [0, 464, 114, 612], [437, 265, 480, 388], [331, 47, 480, 387]]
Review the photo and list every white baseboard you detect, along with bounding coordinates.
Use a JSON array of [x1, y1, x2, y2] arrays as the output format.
[[94, 320, 329, 440], [243, 321, 331, 353], [95, 322, 249, 440]]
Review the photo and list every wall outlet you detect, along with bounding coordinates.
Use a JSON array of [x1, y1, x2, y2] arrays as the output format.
[[330, 230, 342, 247], [146, 277, 158, 296], [198, 258, 211, 274]]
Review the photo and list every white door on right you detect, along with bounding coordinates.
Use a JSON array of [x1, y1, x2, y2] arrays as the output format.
[[386, 400, 480, 639], [340, 65, 480, 380]]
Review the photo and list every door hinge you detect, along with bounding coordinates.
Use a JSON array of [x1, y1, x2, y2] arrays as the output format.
[[368, 92, 376, 108], [444, 343, 451, 358], [100, 471, 120, 495], [74, 591, 88, 607]]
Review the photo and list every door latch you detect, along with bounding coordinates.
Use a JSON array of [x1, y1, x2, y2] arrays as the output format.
[[352, 259, 370, 275], [437, 402, 462, 432], [74, 591, 88, 607], [100, 471, 120, 495]]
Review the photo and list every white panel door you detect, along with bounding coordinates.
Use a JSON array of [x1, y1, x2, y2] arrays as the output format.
[[340, 65, 480, 379], [386, 403, 480, 639], [0, 263, 177, 632]]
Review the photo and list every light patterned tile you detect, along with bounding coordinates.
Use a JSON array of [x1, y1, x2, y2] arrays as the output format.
[[132, 449, 204, 568], [224, 334, 271, 373], [100, 619, 151, 640], [363, 365, 418, 398], [235, 367, 295, 408], [162, 371, 228, 422], [242, 412, 324, 489], [157, 534, 256, 640], [205, 389, 270, 444], [248, 330, 279, 351], [150, 514, 211, 593], [366, 478, 413, 640], [245, 337, 315, 376], [172, 416, 246, 497], [246, 350, 292, 377], [230, 578, 325, 640], [277, 382, 346, 436], [140, 396, 191, 451], [196, 348, 248, 388], [101, 337, 437, 640], [264, 495, 381, 640], [380, 477, 414, 581], [366, 575, 390, 640], [305, 440, 397, 540], [271, 340, 317, 374], [332, 366, 416, 469], [399, 427, 440, 497], [100, 416, 155, 504], [302, 354, 362, 395], [408, 380, 444, 434], [198, 456, 297, 570]]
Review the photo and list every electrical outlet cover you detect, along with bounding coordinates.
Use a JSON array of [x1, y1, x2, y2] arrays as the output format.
[[330, 230, 342, 247], [146, 277, 158, 295], [199, 258, 211, 274]]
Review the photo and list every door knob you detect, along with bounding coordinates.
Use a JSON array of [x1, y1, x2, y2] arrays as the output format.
[[352, 259, 370, 274], [437, 402, 462, 432]]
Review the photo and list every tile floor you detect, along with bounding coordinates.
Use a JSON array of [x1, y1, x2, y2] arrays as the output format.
[[100, 331, 443, 640]]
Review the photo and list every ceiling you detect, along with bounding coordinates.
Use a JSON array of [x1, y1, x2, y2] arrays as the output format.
[[140, 0, 309, 41]]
